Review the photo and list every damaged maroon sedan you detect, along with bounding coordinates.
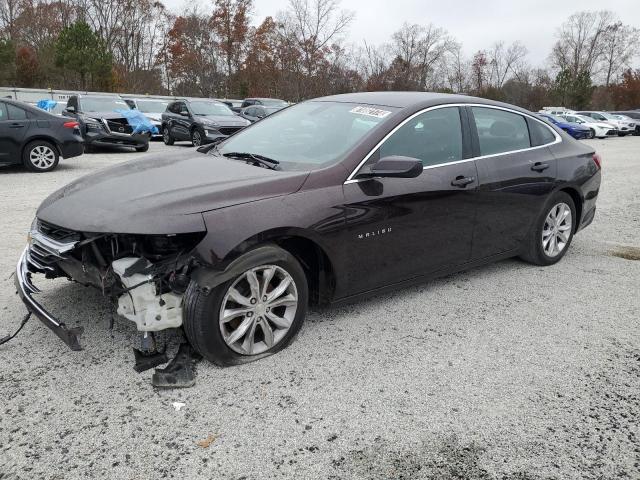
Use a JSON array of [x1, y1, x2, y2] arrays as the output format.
[[14, 92, 601, 383]]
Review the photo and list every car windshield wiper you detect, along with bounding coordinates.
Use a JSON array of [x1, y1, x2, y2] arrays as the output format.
[[222, 152, 280, 170]]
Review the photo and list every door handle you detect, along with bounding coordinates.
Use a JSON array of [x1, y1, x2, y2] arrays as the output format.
[[451, 175, 475, 188], [531, 162, 549, 172], [9, 123, 25, 128]]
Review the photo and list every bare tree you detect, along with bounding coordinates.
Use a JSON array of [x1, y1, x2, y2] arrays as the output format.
[[487, 41, 528, 89], [551, 10, 615, 77], [0, 0, 22, 39], [600, 22, 639, 86]]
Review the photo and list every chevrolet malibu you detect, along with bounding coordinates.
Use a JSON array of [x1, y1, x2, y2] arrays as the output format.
[[15, 92, 602, 367]]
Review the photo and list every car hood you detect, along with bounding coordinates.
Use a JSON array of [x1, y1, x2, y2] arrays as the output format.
[[197, 114, 249, 126], [36, 152, 310, 235], [143, 113, 163, 122], [85, 111, 130, 120]]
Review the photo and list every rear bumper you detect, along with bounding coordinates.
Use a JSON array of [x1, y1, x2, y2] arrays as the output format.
[[60, 140, 84, 159], [14, 247, 83, 351]]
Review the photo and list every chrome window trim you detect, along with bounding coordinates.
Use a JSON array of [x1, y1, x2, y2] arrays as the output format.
[[344, 103, 562, 185]]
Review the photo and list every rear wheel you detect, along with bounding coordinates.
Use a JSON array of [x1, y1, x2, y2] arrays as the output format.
[[520, 191, 576, 266], [23, 140, 59, 172], [163, 127, 174, 145], [183, 246, 308, 366]]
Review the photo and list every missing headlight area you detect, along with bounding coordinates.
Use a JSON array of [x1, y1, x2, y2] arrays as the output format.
[[23, 219, 205, 385]]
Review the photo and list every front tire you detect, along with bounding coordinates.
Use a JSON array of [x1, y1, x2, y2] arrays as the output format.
[[23, 140, 59, 172], [183, 246, 308, 366], [588, 129, 595, 139], [163, 127, 174, 145], [191, 128, 204, 147], [135, 143, 149, 152], [520, 192, 576, 266]]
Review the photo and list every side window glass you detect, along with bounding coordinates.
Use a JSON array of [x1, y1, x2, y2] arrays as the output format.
[[527, 118, 556, 147], [472, 107, 530, 156], [378, 107, 463, 167], [246, 107, 256, 116], [7, 104, 27, 120], [0, 102, 7, 120]]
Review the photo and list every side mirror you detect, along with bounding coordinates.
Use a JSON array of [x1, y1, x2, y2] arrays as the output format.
[[179, 110, 190, 117], [358, 156, 423, 179], [66, 106, 76, 113]]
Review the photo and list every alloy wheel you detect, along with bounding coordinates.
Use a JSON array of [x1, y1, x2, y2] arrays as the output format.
[[29, 145, 56, 169], [542, 202, 572, 258], [192, 130, 202, 146], [219, 265, 298, 355]]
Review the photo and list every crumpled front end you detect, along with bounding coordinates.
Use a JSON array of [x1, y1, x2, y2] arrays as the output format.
[[15, 218, 205, 351]]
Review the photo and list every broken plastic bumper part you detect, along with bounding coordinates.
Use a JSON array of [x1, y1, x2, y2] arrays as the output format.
[[14, 247, 84, 351]]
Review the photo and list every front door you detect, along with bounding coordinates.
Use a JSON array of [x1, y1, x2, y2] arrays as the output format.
[[341, 106, 478, 296]]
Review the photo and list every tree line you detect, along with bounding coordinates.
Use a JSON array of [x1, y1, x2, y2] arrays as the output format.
[[0, 0, 639, 110]]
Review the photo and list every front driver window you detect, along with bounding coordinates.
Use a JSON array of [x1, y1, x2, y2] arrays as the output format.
[[378, 107, 463, 167]]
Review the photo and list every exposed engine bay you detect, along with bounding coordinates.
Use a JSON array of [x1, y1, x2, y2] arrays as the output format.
[[19, 218, 205, 385]]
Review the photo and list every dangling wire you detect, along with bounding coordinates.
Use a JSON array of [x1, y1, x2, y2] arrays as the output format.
[[0, 312, 32, 347]]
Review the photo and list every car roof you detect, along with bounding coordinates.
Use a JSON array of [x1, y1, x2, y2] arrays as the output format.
[[0, 98, 60, 117], [310, 91, 531, 113]]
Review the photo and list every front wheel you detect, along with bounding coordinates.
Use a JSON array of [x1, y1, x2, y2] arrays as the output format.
[[23, 140, 59, 172], [163, 127, 174, 145], [520, 192, 576, 266], [183, 246, 308, 366], [191, 128, 204, 147], [588, 129, 595, 139], [135, 143, 149, 152]]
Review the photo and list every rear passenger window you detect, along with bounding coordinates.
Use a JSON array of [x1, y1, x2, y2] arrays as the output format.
[[379, 107, 463, 167], [472, 107, 530, 156], [527, 118, 557, 146], [0, 103, 7, 120], [7, 104, 28, 120]]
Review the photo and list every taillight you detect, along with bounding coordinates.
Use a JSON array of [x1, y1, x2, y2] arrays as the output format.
[[592, 153, 602, 170], [63, 121, 79, 129]]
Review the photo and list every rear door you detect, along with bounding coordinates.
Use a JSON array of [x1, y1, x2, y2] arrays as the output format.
[[0, 102, 30, 164], [342, 105, 478, 294], [468, 106, 559, 259]]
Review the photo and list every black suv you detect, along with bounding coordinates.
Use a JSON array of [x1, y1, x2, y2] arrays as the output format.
[[0, 98, 83, 172], [63, 95, 149, 152], [162, 99, 250, 146]]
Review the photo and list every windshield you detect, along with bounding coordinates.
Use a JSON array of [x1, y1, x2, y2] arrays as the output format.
[[81, 97, 129, 112], [573, 115, 597, 124], [135, 100, 168, 113], [190, 101, 234, 116], [218, 101, 397, 170], [265, 107, 284, 114]]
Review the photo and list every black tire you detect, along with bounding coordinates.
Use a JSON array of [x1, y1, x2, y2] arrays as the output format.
[[163, 126, 174, 145], [183, 245, 308, 366], [22, 140, 59, 172], [588, 129, 595, 139], [191, 128, 204, 147], [520, 191, 576, 266], [135, 143, 149, 152]]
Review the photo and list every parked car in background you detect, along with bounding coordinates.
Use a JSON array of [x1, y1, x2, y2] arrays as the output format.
[[63, 95, 150, 152], [576, 111, 635, 136], [240, 98, 288, 109], [219, 99, 244, 113], [124, 98, 169, 138], [0, 98, 83, 172], [609, 113, 640, 135], [537, 113, 592, 139], [540, 107, 575, 116], [561, 114, 618, 139], [16, 92, 602, 367], [162, 98, 250, 147], [239, 104, 286, 123]]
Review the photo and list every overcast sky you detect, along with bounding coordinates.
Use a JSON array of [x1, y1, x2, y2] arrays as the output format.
[[165, 0, 640, 67]]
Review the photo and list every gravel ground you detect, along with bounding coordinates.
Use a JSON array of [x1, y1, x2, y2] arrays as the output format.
[[0, 138, 639, 480]]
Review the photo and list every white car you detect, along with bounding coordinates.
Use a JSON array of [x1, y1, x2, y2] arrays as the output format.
[[124, 98, 170, 138], [610, 114, 639, 136], [561, 114, 618, 139], [576, 111, 635, 136]]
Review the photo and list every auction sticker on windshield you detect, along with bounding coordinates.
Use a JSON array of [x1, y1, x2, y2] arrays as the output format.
[[350, 106, 392, 118]]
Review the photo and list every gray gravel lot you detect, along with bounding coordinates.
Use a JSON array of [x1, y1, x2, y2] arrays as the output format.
[[0, 138, 639, 479]]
